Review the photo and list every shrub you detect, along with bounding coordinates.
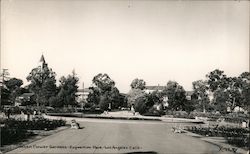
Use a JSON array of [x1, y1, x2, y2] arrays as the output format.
[[49, 96, 63, 108], [3, 106, 22, 116], [99, 95, 110, 111], [1, 127, 31, 146], [227, 136, 249, 148], [185, 126, 249, 148], [134, 97, 147, 114], [188, 111, 211, 118], [223, 113, 249, 124], [4, 117, 66, 131], [48, 107, 76, 113], [173, 111, 188, 118], [143, 108, 162, 117]]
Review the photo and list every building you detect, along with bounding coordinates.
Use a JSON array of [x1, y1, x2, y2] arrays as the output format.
[[186, 91, 194, 101], [76, 88, 92, 103], [15, 93, 35, 106], [145, 85, 196, 110], [144, 85, 167, 109], [144, 85, 165, 94]]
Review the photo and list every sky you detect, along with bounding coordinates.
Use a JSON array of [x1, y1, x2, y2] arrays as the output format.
[[1, 0, 249, 93]]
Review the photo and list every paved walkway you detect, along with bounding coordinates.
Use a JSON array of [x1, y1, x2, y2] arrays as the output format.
[[8, 119, 232, 154]]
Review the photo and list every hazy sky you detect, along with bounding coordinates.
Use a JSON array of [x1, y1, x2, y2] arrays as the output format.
[[1, 0, 249, 93]]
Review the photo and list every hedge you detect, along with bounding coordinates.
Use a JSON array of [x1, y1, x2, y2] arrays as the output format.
[[3, 117, 66, 131], [185, 126, 249, 148]]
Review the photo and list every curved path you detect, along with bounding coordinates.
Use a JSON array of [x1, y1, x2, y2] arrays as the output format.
[[8, 118, 232, 154]]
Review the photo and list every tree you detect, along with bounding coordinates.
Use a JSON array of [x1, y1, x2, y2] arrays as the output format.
[[206, 70, 250, 112], [0, 69, 10, 84], [206, 69, 238, 112], [212, 89, 230, 113], [192, 80, 210, 113], [238, 72, 250, 110], [96, 87, 122, 110], [57, 71, 79, 107], [127, 78, 147, 112], [145, 90, 162, 109], [92, 73, 115, 92], [0, 86, 11, 105], [130, 78, 166, 113], [162, 81, 187, 111], [0, 69, 11, 105], [87, 73, 121, 110], [226, 77, 243, 109], [206, 69, 228, 92], [127, 88, 146, 107], [107, 87, 123, 109], [49, 96, 63, 108], [87, 87, 101, 107], [134, 96, 147, 114], [130, 78, 146, 90], [27, 61, 57, 106], [184, 99, 196, 113], [5, 78, 23, 105], [99, 93, 111, 111]]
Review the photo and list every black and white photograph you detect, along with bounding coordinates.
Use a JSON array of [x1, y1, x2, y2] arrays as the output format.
[[0, 0, 249, 153]]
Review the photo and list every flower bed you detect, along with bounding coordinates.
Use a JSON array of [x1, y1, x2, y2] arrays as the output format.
[[223, 115, 249, 124], [47, 107, 103, 114], [165, 111, 249, 125], [1, 117, 66, 146], [185, 126, 249, 148], [3, 117, 66, 131], [1, 127, 34, 146]]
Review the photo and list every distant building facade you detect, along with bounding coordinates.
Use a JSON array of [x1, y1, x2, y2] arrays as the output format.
[[144, 85, 167, 109], [144, 85, 165, 94], [15, 93, 35, 106], [76, 88, 92, 103], [145, 85, 196, 110]]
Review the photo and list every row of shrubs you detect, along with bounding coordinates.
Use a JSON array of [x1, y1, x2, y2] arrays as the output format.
[[1, 117, 66, 146], [1, 106, 51, 117], [164, 111, 249, 123], [1, 127, 33, 146], [186, 126, 249, 137], [185, 126, 249, 148], [227, 137, 249, 148], [3, 117, 66, 131], [47, 107, 104, 114]]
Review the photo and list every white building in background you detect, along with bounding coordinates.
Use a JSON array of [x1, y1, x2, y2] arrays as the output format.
[[76, 88, 92, 103], [144, 85, 165, 94], [144, 85, 196, 110], [144, 85, 167, 110], [15, 93, 35, 106], [75, 82, 92, 104]]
